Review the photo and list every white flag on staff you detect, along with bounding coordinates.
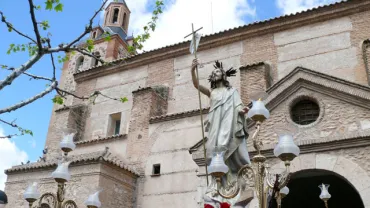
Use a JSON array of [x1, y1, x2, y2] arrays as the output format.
[[190, 33, 202, 54]]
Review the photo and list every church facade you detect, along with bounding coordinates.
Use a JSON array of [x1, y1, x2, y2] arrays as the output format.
[[4, 0, 370, 207]]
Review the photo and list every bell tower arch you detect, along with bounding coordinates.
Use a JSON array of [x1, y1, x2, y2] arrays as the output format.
[[103, 0, 131, 33]]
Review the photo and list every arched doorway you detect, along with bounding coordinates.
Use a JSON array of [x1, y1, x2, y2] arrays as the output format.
[[280, 169, 364, 208]]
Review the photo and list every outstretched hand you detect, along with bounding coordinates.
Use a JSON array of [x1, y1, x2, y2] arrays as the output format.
[[239, 107, 250, 115]]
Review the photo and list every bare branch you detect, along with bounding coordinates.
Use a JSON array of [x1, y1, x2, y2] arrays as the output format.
[[55, 88, 121, 104], [56, 87, 91, 100], [46, 39, 56, 79], [0, 81, 57, 114], [73, 47, 106, 64], [65, 0, 109, 48], [0, 118, 20, 139], [0, 53, 42, 91], [0, 11, 37, 44], [98, 92, 121, 102], [0, 118, 18, 128], [4, 67, 53, 81], [28, 0, 43, 51], [0, 134, 19, 139]]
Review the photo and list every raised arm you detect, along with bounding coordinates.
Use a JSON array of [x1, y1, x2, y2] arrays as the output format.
[[191, 59, 211, 97]]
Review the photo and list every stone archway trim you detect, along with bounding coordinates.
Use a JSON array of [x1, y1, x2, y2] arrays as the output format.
[[270, 153, 370, 207]]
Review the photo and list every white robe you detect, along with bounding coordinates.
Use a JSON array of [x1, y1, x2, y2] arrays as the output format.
[[205, 87, 251, 205]]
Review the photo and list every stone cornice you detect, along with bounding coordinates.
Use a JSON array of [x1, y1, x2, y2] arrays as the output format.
[[149, 108, 209, 124], [72, 1, 370, 82], [54, 105, 70, 112], [75, 134, 126, 146], [239, 62, 265, 70], [264, 67, 370, 113], [191, 132, 370, 166], [6, 150, 139, 176]]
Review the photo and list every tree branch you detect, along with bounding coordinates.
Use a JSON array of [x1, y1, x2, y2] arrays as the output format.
[[0, 11, 37, 44], [56, 87, 91, 100], [73, 47, 106, 64], [0, 118, 18, 128], [4, 67, 53, 81], [0, 81, 57, 114], [0, 54, 42, 86], [99, 92, 120, 102], [0, 53, 43, 91], [28, 0, 43, 51], [0, 118, 20, 139], [47, 39, 56, 79], [0, 133, 19, 139], [65, 0, 109, 48]]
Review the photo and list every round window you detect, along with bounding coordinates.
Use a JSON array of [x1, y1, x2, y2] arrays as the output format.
[[290, 99, 320, 125]]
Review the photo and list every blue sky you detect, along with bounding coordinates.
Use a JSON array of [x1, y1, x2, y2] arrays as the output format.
[[0, 0, 340, 189]]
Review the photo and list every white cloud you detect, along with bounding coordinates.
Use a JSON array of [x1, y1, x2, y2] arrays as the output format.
[[103, 0, 256, 51], [276, 0, 341, 15], [0, 127, 28, 190]]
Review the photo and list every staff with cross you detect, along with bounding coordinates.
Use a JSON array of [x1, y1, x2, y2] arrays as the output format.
[[184, 24, 209, 186]]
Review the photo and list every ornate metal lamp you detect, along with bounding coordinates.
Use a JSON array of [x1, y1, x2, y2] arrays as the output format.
[[208, 97, 300, 208], [23, 130, 101, 208], [24, 182, 40, 208], [85, 191, 102, 208], [319, 184, 331, 208]]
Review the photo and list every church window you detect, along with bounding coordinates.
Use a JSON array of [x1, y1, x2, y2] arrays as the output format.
[[91, 51, 101, 67], [92, 31, 97, 39], [105, 11, 109, 25], [122, 13, 126, 28], [108, 112, 121, 136], [114, 120, 121, 135], [290, 99, 320, 125], [75, 56, 84, 72], [152, 164, 161, 176], [112, 8, 119, 23]]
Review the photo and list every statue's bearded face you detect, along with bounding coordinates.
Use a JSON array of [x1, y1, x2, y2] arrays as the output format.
[[212, 68, 223, 81]]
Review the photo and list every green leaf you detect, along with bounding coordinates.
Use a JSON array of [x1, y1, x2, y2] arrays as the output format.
[[52, 96, 64, 105], [40, 20, 50, 30], [7, 44, 15, 54], [24, 129, 33, 136], [45, 1, 53, 10], [86, 39, 94, 52], [36, 5, 42, 10], [120, 97, 129, 103], [104, 35, 111, 41], [54, 3, 63, 12]]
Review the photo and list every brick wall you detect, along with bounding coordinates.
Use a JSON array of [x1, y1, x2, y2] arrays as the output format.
[[126, 87, 168, 170], [99, 163, 137, 208], [240, 63, 271, 104], [241, 34, 278, 83]]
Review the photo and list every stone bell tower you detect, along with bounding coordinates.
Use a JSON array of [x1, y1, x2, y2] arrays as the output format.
[[103, 0, 131, 33]]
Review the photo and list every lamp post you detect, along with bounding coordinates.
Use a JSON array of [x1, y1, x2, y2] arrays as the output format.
[[23, 130, 102, 208], [319, 184, 331, 208], [208, 99, 300, 208]]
